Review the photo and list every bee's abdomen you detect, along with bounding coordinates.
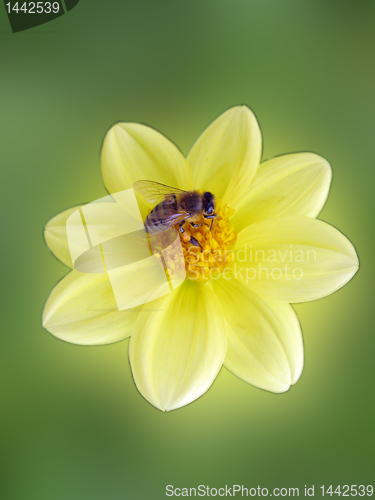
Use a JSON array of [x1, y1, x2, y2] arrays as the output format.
[[146, 204, 163, 226], [145, 195, 178, 232]]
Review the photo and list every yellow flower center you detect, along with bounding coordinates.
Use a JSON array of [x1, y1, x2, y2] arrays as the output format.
[[176, 199, 237, 282]]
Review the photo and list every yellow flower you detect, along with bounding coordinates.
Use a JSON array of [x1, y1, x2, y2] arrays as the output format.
[[43, 106, 359, 411]]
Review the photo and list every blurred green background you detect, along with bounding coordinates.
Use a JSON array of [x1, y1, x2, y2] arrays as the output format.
[[1, 1, 374, 499]]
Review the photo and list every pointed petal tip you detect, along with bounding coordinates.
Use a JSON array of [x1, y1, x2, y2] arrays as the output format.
[[281, 369, 304, 392], [235, 216, 359, 303], [42, 271, 140, 346], [41, 310, 49, 330], [101, 121, 189, 194], [291, 359, 304, 386], [106, 121, 133, 137], [214, 279, 303, 394], [231, 152, 333, 229], [230, 103, 259, 122], [271, 382, 291, 394], [129, 282, 226, 411], [316, 154, 332, 184], [188, 105, 262, 206]]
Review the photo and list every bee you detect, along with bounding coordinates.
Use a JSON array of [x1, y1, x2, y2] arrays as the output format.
[[133, 180, 217, 248]]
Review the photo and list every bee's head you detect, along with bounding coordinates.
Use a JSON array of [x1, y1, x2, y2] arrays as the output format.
[[203, 192, 215, 217]]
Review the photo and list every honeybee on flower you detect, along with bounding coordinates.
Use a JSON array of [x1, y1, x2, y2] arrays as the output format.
[[43, 106, 358, 411]]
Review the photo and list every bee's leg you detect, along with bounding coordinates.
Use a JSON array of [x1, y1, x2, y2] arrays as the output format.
[[179, 221, 186, 234], [190, 236, 202, 250], [203, 214, 217, 230], [190, 222, 203, 228], [180, 221, 202, 249]]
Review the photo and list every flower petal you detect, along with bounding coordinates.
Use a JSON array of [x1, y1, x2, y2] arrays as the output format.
[[187, 106, 262, 205], [129, 281, 227, 411], [234, 216, 359, 303], [212, 278, 303, 392], [231, 153, 332, 232], [43, 270, 141, 345], [101, 122, 191, 194], [44, 206, 82, 268]]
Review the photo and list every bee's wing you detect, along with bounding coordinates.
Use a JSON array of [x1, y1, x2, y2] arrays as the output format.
[[133, 180, 186, 204]]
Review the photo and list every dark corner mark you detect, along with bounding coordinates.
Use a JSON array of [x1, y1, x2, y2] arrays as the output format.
[[63, 0, 79, 11], [3, 0, 80, 33]]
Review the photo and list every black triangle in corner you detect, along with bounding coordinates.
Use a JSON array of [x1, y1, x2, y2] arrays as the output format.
[[64, 0, 80, 12]]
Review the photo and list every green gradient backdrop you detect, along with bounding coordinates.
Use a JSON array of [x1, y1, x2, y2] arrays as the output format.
[[1, 1, 374, 499]]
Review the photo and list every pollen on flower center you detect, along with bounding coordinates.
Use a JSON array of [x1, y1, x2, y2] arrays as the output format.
[[175, 199, 237, 282]]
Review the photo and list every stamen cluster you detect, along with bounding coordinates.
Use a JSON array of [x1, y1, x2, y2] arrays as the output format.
[[179, 200, 237, 281], [148, 199, 237, 282]]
